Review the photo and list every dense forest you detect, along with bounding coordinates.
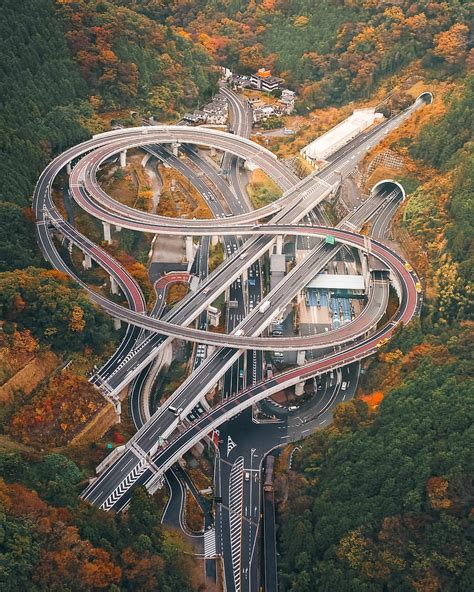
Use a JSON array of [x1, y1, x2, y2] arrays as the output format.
[[154, 0, 472, 107], [0, 451, 198, 591], [0, 1, 472, 590], [278, 328, 473, 591], [55, 0, 219, 113]]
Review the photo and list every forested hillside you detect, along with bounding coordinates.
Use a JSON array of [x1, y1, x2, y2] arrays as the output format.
[[0, 0, 89, 208], [0, 0, 218, 273], [0, 452, 198, 590], [163, 0, 471, 108], [0, 0, 90, 271], [276, 75, 474, 591], [278, 331, 473, 591], [56, 0, 219, 113]]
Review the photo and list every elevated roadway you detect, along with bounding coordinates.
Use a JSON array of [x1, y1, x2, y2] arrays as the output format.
[[33, 95, 429, 515]]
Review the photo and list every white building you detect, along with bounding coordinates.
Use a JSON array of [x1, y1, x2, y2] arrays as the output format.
[[250, 68, 283, 93], [279, 89, 296, 114], [253, 104, 276, 123], [301, 109, 384, 164]]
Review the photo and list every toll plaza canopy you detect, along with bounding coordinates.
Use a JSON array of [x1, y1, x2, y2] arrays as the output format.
[[306, 274, 365, 291]]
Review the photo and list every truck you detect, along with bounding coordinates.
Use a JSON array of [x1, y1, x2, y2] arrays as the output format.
[[259, 300, 271, 313]]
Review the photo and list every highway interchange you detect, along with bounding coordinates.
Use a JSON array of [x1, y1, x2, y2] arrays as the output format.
[[33, 86, 431, 591]]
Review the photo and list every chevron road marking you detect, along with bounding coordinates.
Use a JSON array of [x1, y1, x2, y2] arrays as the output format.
[[203, 528, 217, 558], [100, 460, 148, 511], [228, 457, 244, 592]]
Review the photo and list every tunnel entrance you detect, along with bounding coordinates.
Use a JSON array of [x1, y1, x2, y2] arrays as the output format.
[[416, 91, 434, 105], [371, 179, 406, 201]]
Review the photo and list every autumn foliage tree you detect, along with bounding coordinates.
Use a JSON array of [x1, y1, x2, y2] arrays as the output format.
[[0, 268, 113, 352], [8, 372, 105, 447], [0, 454, 199, 591]]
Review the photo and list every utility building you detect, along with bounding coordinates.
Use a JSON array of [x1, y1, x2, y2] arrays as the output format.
[[301, 109, 384, 165], [250, 68, 283, 93]]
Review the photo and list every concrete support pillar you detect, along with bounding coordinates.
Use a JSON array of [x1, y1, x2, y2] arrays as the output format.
[[363, 235, 372, 256], [66, 162, 72, 175], [115, 225, 122, 232], [185, 236, 194, 263], [112, 397, 121, 419], [361, 253, 369, 289], [210, 147, 217, 157], [113, 318, 121, 330], [276, 235, 284, 255], [146, 474, 165, 495], [110, 275, 119, 295], [82, 253, 92, 270], [172, 142, 181, 157], [120, 149, 127, 168], [211, 235, 219, 247], [295, 382, 305, 397], [103, 222, 112, 244], [242, 267, 248, 283], [297, 350, 306, 366]]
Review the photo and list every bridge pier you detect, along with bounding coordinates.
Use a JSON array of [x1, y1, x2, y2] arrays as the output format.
[[172, 142, 181, 157], [210, 147, 217, 158], [119, 149, 127, 168], [146, 473, 164, 494], [211, 235, 219, 247], [82, 253, 92, 270], [275, 235, 284, 255], [112, 397, 121, 418], [361, 253, 369, 289], [115, 225, 122, 232], [66, 162, 72, 175], [297, 350, 306, 366], [362, 235, 372, 288], [103, 222, 112, 244], [110, 275, 119, 295], [295, 382, 304, 397], [185, 236, 194, 263], [113, 318, 121, 330]]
